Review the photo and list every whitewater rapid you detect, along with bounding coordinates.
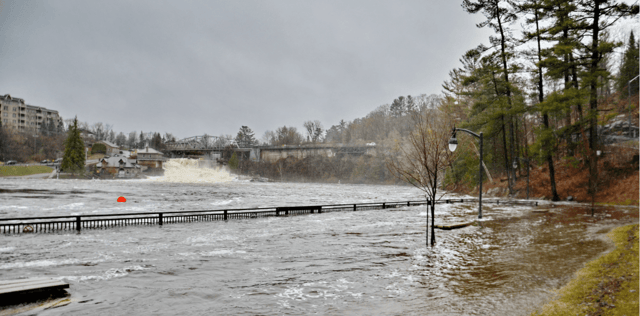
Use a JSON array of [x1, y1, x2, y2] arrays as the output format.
[[153, 158, 235, 183]]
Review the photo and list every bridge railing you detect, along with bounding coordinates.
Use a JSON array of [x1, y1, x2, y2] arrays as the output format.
[[0, 198, 539, 234]]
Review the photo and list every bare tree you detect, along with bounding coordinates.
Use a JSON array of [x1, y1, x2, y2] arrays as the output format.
[[92, 122, 105, 141], [303, 120, 324, 143], [262, 130, 276, 145], [387, 109, 456, 247]]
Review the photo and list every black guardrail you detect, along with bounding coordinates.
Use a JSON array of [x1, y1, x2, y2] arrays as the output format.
[[0, 198, 539, 234]]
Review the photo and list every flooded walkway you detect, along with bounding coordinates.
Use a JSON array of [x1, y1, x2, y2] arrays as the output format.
[[0, 179, 637, 315]]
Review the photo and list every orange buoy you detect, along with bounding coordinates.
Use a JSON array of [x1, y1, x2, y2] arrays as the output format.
[[117, 196, 126, 202]]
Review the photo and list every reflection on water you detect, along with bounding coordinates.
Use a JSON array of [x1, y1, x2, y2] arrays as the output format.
[[0, 178, 637, 315]]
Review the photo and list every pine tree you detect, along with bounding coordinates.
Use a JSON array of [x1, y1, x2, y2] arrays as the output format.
[[139, 131, 146, 148], [235, 126, 257, 147], [617, 31, 639, 98], [463, 0, 520, 194], [228, 152, 239, 170], [62, 116, 86, 174], [519, 0, 568, 201]]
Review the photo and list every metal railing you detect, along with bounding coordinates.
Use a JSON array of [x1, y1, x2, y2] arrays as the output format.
[[0, 198, 539, 234]]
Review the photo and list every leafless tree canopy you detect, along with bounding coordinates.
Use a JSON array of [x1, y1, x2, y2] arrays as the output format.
[[388, 110, 456, 200], [387, 109, 456, 246], [303, 120, 324, 143]]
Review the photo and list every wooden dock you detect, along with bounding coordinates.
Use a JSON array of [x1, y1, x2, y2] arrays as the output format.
[[0, 278, 69, 301]]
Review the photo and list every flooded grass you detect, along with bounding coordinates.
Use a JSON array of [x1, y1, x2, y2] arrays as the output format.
[[0, 166, 52, 177], [533, 224, 639, 316]]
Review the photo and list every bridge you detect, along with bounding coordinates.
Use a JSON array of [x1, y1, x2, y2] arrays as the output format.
[[165, 135, 377, 162]]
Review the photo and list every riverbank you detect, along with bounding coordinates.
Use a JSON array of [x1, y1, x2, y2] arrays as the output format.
[[455, 151, 639, 205], [0, 166, 53, 177], [532, 224, 639, 316]]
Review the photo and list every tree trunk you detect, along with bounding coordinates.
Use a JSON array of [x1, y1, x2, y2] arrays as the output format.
[[588, 1, 601, 198], [430, 199, 436, 247], [534, 6, 560, 201]]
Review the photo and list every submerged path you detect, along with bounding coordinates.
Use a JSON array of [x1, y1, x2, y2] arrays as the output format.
[[0, 198, 538, 234]]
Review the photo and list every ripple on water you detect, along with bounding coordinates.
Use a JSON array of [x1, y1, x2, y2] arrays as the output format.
[[0, 179, 634, 315]]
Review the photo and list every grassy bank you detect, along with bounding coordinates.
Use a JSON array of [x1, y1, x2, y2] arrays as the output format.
[[0, 166, 53, 177], [533, 224, 639, 316]]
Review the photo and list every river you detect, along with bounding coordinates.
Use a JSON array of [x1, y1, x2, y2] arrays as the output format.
[[0, 162, 637, 315]]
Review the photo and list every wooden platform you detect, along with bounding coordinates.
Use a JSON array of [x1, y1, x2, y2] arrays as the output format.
[[0, 278, 69, 298]]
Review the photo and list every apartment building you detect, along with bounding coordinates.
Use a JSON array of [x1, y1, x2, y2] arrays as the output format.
[[0, 94, 63, 132]]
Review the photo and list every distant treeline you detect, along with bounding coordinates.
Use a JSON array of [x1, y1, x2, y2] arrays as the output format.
[[239, 154, 403, 185]]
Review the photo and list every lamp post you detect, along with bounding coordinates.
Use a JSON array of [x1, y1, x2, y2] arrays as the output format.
[[629, 75, 639, 138], [449, 127, 483, 219], [513, 157, 530, 199]]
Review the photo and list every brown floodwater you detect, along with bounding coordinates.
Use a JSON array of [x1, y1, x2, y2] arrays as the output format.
[[0, 179, 637, 315]]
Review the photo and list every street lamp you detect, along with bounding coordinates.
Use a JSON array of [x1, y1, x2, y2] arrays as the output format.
[[513, 157, 530, 200], [448, 127, 484, 219]]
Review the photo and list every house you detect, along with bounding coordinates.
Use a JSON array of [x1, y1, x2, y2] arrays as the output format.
[[94, 140, 120, 156], [133, 145, 167, 169], [95, 156, 141, 178]]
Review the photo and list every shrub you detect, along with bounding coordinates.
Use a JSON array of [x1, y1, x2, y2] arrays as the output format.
[[92, 143, 107, 154]]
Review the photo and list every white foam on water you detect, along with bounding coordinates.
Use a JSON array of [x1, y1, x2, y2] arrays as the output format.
[[210, 198, 241, 206], [0, 247, 16, 253], [60, 265, 150, 282], [153, 159, 234, 184], [184, 234, 239, 245], [200, 249, 246, 257], [0, 258, 81, 270], [0, 205, 28, 210]]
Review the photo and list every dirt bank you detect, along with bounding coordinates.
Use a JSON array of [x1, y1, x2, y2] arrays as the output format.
[[460, 143, 639, 205]]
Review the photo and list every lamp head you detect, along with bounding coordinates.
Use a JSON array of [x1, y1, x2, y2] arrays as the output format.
[[448, 128, 458, 152]]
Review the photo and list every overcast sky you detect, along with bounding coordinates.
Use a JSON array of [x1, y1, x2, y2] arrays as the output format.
[[0, 1, 636, 140]]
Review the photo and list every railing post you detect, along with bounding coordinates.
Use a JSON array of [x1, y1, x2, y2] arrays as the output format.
[[407, 202, 410, 206], [224, 210, 228, 220], [276, 209, 280, 216], [318, 206, 322, 214], [382, 202, 386, 209], [159, 213, 163, 226], [353, 204, 356, 211], [76, 216, 81, 232]]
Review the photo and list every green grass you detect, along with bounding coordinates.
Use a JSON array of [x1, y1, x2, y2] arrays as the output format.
[[0, 165, 53, 177], [532, 224, 639, 316]]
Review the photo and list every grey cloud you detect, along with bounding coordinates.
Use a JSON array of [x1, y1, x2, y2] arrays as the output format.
[[0, 0, 492, 139]]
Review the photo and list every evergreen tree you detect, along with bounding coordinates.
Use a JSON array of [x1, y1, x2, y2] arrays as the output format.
[[228, 152, 239, 170], [62, 116, 86, 174], [617, 31, 639, 98], [235, 126, 257, 147], [390, 96, 405, 117], [574, 0, 637, 198], [139, 131, 146, 148], [463, 0, 520, 194], [519, 0, 565, 201]]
